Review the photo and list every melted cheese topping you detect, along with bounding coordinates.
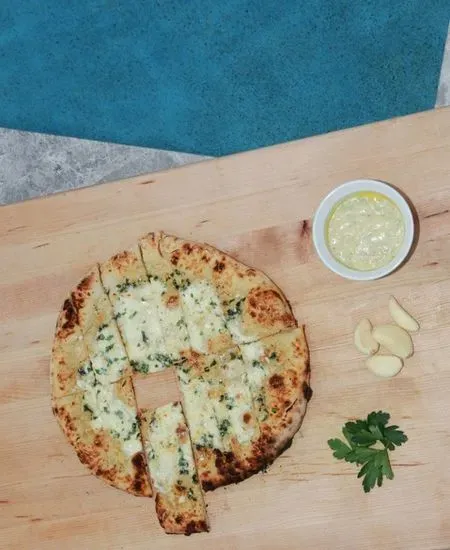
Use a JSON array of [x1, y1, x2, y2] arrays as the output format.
[[90, 322, 129, 384], [327, 191, 405, 271], [180, 376, 223, 449], [113, 279, 190, 373], [159, 298, 189, 358], [76, 359, 97, 390], [240, 341, 270, 422], [114, 279, 167, 373], [226, 317, 248, 344], [213, 380, 256, 444], [241, 340, 268, 388], [240, 340, 264, 363], [145, 403, 197, 494], [82, 385, 141, 456], [220, 355, 246, 380], [181, 280, 228, 353], [224, 297, 252, 344]]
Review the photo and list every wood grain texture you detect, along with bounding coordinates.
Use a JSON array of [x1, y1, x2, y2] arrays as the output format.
[[1, 108, 450, 549]]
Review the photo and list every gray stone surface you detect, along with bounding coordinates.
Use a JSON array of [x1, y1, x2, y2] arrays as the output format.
[[0, 130, 207, 205]]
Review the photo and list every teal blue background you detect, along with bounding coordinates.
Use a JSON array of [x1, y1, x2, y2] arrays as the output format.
[[0, 1, 449, 156]]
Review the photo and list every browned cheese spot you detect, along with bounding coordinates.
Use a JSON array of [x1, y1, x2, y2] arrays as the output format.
[[302, 382, 313, 402], [171, 250, 180, 266], [166, 294, 179, 308], [269, 373, 284, 390]]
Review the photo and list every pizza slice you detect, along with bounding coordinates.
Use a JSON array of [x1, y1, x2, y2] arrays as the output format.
[[100, 246, 188, 374], [175, 358, 229, 491], [204, 351, 264, 480], [140, 403, 209, 535], [177, 349, 263, 488], [138, 233, 191, 360], [52, 377, 151, 496], [71, 266, 132, 384], [143, 232, 233, 354], [240, 327, 311, 462], [50, 298, 97, 398], [158, 232, 296, 346]]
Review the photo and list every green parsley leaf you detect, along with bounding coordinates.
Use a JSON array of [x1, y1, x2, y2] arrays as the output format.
[[327, 438, 352, 460], [328, 410, 407, 493]]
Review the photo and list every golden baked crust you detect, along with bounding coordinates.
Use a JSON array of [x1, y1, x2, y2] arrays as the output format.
[[52, 377, 151, 497], [50, 298, 92, 398]]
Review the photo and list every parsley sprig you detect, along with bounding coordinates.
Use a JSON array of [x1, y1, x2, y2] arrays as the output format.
[[328, 411, 407, 493]]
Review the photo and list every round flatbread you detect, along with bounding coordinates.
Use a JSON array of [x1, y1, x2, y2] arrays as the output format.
[[51, 231, 311, 533]]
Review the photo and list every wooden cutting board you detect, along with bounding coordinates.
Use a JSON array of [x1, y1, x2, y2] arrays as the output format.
[[1, 108, 450, 550]]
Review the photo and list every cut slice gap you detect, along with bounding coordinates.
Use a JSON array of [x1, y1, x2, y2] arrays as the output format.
[[52, 376, 152, 497], [133, 367, 181, 410], [140, 403, 209, 535], [71, 265, 132, 384]]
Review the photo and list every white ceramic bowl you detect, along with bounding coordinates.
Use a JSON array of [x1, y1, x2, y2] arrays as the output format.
[[312, 179, 415, 281]]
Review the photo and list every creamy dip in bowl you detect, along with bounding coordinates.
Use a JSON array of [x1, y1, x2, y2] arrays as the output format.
[[313, 180, 414, 281]]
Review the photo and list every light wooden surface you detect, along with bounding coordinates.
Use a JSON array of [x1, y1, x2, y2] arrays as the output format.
[[1, 108, 450, 550]]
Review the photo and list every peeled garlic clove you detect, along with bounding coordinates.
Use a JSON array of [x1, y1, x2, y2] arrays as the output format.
[[389, 296, 419, 332], [372, 324, 414, 359], [354, 318, 379, 355], [366, 355, 403, 378]]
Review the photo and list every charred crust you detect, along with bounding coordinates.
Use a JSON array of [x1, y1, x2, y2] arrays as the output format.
[[175, 514, 183, 525], [213, 260, 225, 273], [71, 272, 95, 312], [131, 452, 149, 495], [182, 243, 194, 255], [155, 493, 163, 513], [131, 477, 147, 495], [110, 250, 135, 269], [185, 520, 208, 536], [201, 479, 215, 492], [56, 299, 78, 337], [243, 412, 251, 424], [77, 448, 91, 465], [131, 451, 146, 470], [302, 382, 313, 402], [214, 450, 244, 484], [95, 465, 119, 484]]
